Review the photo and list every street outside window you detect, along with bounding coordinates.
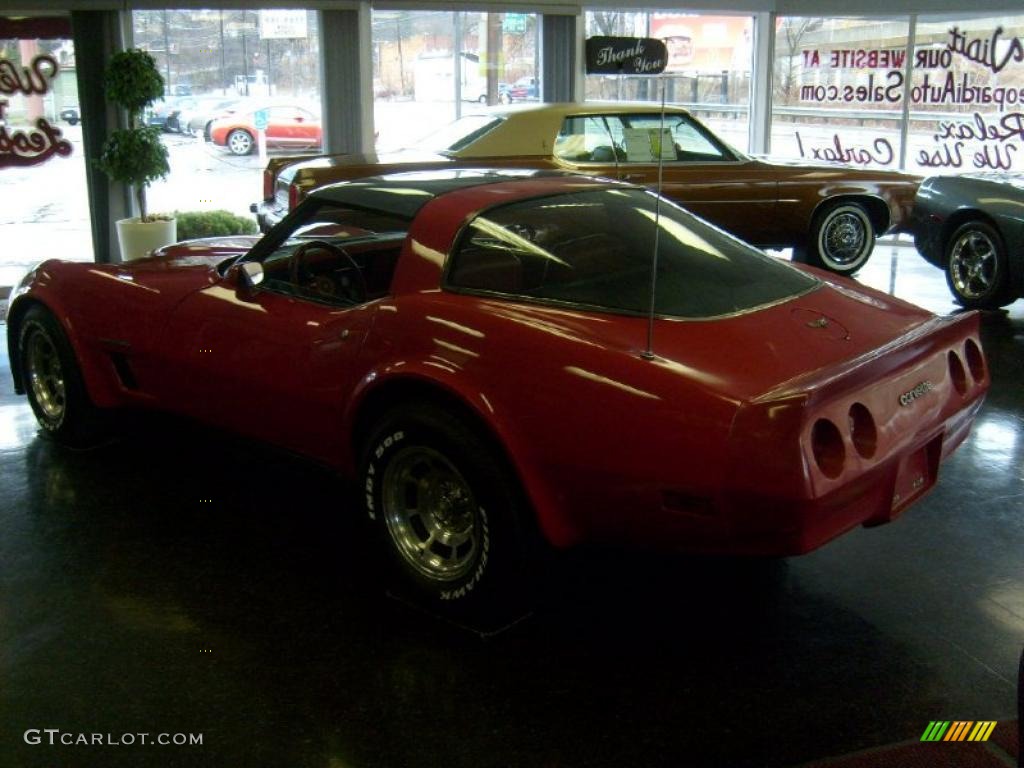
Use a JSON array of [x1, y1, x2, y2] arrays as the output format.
[[372, 11, 540, 151]]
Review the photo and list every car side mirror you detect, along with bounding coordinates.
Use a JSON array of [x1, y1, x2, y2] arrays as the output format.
[[234, 261, 264, 297]]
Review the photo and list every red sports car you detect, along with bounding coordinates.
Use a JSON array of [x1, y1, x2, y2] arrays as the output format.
[[209, 104, 321, 155], [7, 171, 987, 614]]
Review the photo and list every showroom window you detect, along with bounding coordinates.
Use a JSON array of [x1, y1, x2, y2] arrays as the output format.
[[131, 9, 322, 219], [583, 11, 753, 152], [371, 11, 540, 151], [770, 16, 911, 169], [769, 15, 1024, 171], [0, 31, 90, 284], [907, 14, 1024, 174]]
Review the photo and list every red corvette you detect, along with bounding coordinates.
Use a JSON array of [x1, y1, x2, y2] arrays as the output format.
[[7, 171, 987, 612]]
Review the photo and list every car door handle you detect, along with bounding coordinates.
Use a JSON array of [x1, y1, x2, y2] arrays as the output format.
[[623, 174, 647, 183]]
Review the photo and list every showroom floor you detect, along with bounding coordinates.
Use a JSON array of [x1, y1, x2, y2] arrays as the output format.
[[0, 242, 1021, 768]]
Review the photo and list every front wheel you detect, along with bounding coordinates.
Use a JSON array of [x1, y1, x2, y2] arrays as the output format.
[[945, 220, 1015, 309], [227, 128, 254, 155], [360, 402, 539, 616], [798, 201, 876, 275], [18, 305, 107, 446]]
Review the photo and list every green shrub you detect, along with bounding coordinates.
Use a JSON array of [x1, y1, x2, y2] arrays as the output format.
[[173, 210, 259, 240]]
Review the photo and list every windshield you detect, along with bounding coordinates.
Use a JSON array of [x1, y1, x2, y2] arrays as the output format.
[[414, 115, 505, 154], [446, 188, 817, 319]]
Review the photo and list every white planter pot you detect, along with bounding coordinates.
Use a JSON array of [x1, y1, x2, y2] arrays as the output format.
[[115, 217, 177, 262]]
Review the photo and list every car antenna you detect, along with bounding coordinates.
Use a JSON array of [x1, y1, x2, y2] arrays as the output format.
[[582, 34, 668, 360], [640, 76, 667, 361]]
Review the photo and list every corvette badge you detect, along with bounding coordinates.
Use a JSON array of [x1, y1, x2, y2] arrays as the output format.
[[899, 381, 934, 407]]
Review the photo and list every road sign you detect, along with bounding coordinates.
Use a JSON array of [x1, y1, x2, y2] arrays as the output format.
[[254, 109, 269, 131], [503, 14, 528, 34]]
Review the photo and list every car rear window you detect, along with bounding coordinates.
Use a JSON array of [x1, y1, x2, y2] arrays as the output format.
[[445, 188, 817, 319]]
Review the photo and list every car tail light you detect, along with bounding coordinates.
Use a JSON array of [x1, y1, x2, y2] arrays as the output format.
[[811, 418, 846, 479], [848, 403, 877, 459], [948, 350, 967, 395], [964, 339, 985, 383], [263, 169, 274, 201]]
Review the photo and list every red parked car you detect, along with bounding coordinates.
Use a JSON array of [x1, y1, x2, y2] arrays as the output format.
[[209, 104, 321, 155], [6, 171, 987, 614]]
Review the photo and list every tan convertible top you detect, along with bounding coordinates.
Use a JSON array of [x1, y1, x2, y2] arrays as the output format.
[[451, 102, 694, 159]]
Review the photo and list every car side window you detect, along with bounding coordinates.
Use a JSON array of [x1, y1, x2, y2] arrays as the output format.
[[259, 203, 408, 307], [555, 113, 733, 164], [554, 116, 625, 162], [624, 115, 730, 162], [446, 189, 816, 318]]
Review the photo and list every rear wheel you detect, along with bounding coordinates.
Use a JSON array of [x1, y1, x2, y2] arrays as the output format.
[[796, 201, 876, 275], [227, 128, 254, 155], [360, 402, 540, 617], [19, 305, 107, 446], [945, 220, 1015, 309]]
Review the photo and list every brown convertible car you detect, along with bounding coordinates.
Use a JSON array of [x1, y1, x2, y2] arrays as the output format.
[[254, 103, 920, 274]]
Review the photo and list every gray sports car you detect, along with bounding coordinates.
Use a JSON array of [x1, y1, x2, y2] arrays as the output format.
[[912, 174, 1024, 309]]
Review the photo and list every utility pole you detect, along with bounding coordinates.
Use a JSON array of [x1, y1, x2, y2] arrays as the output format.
[[219, 10, 226, 95], [266, 38, 272, 97], [454, 12, 463, 117], [486, 13, 501, 105], [162, 10, 171, 93], [241, 11, 249, 96]]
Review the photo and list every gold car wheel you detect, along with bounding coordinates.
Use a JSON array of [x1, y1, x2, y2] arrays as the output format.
[[26, 327, 66, 424]]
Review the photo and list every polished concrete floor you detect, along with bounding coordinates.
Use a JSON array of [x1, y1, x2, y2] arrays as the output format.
[[1, 243, 1022, 768]]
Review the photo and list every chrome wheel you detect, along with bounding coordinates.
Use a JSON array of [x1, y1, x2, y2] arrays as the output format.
[[949, 227, 998, 300], [817, 204, 873, 271], [227, 129, 253, 155], [382, 445, 480, 583], [26, 328, 66, 423]]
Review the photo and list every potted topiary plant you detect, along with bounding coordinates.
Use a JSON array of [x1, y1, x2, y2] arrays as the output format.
[[96, 48, 174, 261]]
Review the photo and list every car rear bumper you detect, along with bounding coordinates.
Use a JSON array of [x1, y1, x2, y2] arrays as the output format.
[[588, 395, 982, 557]]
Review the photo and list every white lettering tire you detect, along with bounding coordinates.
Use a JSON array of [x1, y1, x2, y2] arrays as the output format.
[[360, 401, 538, 616]]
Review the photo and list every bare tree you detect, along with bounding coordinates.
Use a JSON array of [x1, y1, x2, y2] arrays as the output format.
[[774, 18, 821, 106]]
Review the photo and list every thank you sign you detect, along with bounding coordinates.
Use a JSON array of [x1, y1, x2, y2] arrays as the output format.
[[585, 37, 668, 75]]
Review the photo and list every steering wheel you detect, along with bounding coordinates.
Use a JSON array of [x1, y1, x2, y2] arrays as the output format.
[[288, 240, 367, 304]]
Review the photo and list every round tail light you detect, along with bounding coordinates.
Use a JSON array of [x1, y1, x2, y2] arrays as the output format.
[[848, 403, 877, 459], [811, 418, 846, 479], [948, 351, 967, 395]]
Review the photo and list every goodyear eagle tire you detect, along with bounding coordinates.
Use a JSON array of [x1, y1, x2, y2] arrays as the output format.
[[945, 220, 1015, 310], [360, 402, 537, 616], [18, 305, 107, 447]]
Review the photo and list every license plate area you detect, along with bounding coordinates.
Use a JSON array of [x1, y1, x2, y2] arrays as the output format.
[[891, 435, 943, 514]]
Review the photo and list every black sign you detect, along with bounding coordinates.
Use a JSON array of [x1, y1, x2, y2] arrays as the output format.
[[585, 37, 668, 75]]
